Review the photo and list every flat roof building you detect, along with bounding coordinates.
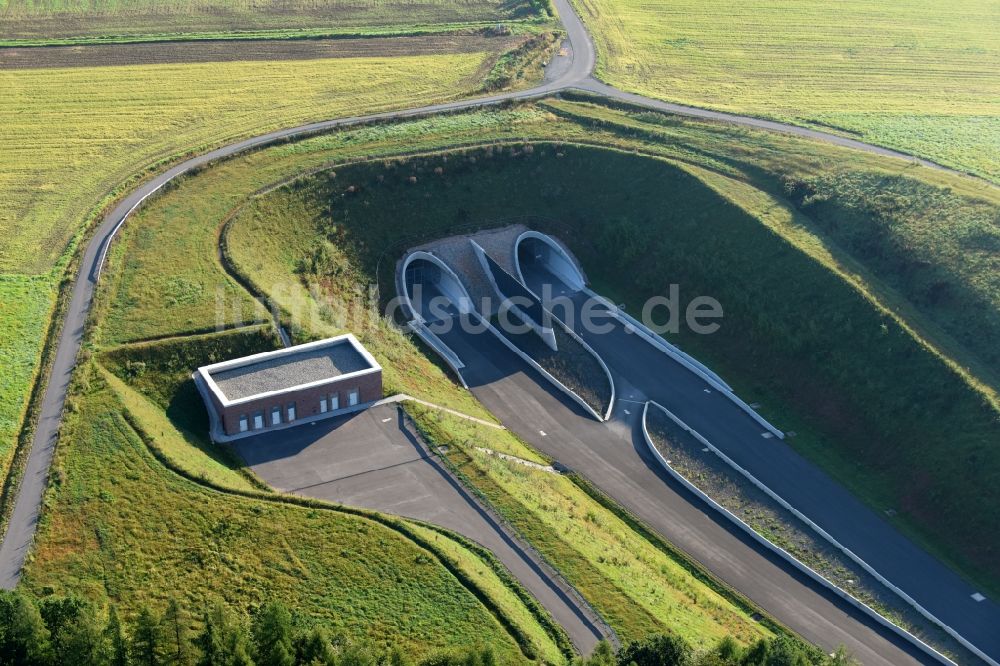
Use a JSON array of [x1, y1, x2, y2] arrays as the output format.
[[195, 334, 382, 442]]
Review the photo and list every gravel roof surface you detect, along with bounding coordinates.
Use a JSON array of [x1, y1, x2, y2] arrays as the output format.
[[211, 343, 371, 401]]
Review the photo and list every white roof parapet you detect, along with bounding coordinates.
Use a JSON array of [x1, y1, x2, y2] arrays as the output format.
[[197, 333, 381, 408]]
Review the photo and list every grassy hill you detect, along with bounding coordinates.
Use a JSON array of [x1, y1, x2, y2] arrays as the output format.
[[22, 363, 561, 663], [572, 0, 999, 181], [87, 101, 1000, 595]]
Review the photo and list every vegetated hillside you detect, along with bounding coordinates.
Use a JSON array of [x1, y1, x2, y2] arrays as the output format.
[[0, 0, 551, 43], [83, 99, 1000, 592], [223, 190, 777, 649], [573, 0, 1000, 181], [23, 363, 554, 664], [270, 144, 999, 588], [88, 107, 788, 649], [780, 171, 1000, 372]]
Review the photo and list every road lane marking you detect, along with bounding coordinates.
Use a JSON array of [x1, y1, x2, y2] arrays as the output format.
[[539, 430, 547, 436], [761, 432, 774, 439]]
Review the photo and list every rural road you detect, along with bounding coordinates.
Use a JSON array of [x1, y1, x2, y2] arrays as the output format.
[[0, 0, 982, 657], [521, 262, 1000, 665], [235, 403, 609, 653], [432, 316, 934, 666]]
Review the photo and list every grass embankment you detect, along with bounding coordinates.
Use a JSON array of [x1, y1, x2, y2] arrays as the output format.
[[252, 140, 998, 593], [88, 100, 999, 596], [23, 364, 561, 663], [98, 325, 284, 493], [572, 0, 999, 180], [90, 107, 788, 648], [0, 0, 552, 43], [408, 405, 772, 649]]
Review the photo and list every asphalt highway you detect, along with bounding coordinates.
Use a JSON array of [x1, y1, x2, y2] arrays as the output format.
[[434, 317, 933, 665], [0, 0, 982, 653], [521, 262, 1000, 663]]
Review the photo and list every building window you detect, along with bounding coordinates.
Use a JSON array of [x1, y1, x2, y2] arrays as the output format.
[[319, 397, 328, 413], [271, 407, 281, 426], [330, 393, 339, 411], [239, 415, 249, 433], [253, 411, 264, 430], [348, 389, 359, 407], [286, 402, 296, 421]]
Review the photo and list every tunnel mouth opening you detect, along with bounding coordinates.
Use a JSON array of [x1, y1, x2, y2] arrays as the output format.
[[515, 232, 586, 297], [401, 252, 472, 325]]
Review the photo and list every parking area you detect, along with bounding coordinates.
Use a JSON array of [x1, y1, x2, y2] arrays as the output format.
[[233, 402, 605, 652]]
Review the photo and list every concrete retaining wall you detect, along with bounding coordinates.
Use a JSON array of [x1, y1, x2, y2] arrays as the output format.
[[475, 312, 604, 422], [641, 401, 976, 666], [408, 321, 468, 389]]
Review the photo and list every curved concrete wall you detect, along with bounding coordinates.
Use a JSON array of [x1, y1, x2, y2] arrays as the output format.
[[514, 231, 586, 293]]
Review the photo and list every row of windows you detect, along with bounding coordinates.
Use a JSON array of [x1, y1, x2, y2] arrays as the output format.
[[237, 388, 360, 433]]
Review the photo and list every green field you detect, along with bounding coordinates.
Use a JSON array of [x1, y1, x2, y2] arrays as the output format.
[[573, 0, 1000, 181], [0, 43, 512, 275], [0, 35, 537, 489], [0, 276, 56, 491], [0, 0, 551, 43]]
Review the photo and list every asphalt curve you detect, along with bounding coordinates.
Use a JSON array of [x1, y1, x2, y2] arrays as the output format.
[[0, 0, 984, 653]]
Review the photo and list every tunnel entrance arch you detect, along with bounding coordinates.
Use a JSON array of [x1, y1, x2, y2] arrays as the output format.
[[514, 231, 586, 296], [399, 251, 474, 324]]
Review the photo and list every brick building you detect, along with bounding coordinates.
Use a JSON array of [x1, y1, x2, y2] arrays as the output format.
[[195, 334, 382, 441]]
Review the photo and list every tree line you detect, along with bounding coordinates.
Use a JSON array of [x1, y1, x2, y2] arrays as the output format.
[[576, 634, 856, 666], [1, 590, 856, 666], [0, 591, 496, 666]]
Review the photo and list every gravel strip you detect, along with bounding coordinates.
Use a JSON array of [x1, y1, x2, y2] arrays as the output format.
[[211, 343, 370, 401]]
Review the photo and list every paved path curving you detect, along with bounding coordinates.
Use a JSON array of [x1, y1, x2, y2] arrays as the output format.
[[0, 0, 985, 659]]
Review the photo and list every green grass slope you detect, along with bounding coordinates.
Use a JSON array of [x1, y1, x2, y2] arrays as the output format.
[[255, 141, 999, 591], [23, 365, 558, 663], [85, 100, 1000, 593]]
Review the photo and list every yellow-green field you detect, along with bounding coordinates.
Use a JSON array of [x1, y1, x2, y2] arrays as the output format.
[[574, 0, 1000, 180], [0, 0, 547, 42], [0, 46, 502, 275]]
